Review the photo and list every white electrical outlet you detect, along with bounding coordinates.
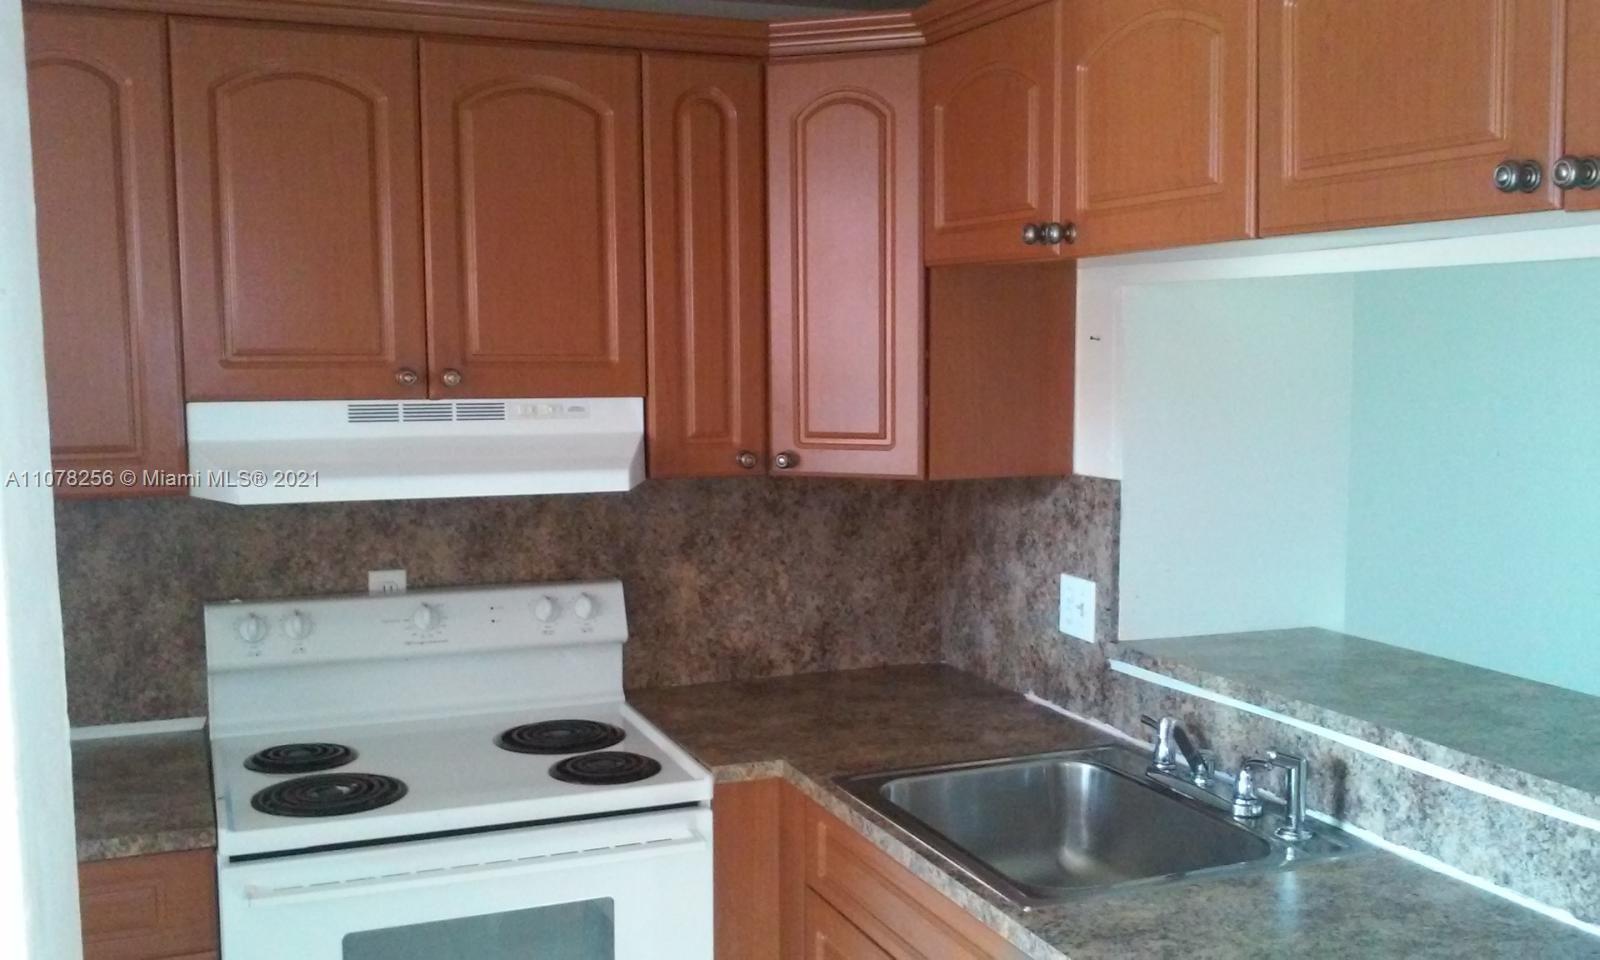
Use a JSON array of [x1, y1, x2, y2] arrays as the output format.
[[368, 569, 407, 595], [1058, 574, 1096, 643]]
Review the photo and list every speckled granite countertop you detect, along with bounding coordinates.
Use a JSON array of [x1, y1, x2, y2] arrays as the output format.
[[72, 730, 216, 862], [1118, 629, 1600, 819], [632, 665, 1600, 960]]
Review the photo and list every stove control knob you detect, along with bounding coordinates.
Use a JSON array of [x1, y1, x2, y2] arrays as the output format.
[[410, 603, 441, 633], [572, 593, 599, 621], [280, 611, 312, 642], [532, 595, 561, 623], [236, 614, 268, 647]]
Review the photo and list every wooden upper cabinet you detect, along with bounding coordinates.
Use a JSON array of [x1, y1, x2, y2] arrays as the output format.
[[171, 21, 427, 400], [25, 8, 186, 496], [644, 54, 767, 477], [922, 1, 1064, 264], [423, 39, 645, 398], [768, 52, 923, 479], [1565, 0, 1600, 212], [1260, 0, 1564, 235], [1063, 0, 1257, 256]]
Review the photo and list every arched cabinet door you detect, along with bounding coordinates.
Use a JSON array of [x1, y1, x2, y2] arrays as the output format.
[[1260, 0, 1562, 234], [922, 0, 1064, 264], [171, 21, 427, 400], [25, 8, 187, 496], [1064, 0, 1257, 255], [422, 39, 645, 399], [768, 52, 923, 479], [643, 54, 767, 478]]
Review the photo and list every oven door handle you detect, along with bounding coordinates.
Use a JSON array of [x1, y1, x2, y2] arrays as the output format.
[[240, 830, 709, 906]]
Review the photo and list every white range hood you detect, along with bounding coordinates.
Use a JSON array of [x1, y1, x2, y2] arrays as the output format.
[[185, 398, 643, 505]]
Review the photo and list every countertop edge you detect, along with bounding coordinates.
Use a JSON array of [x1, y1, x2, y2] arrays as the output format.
[[1111, 643, 1600, 821]]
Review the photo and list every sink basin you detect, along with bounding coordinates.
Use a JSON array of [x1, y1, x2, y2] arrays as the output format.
[[837, 745, 1361, 906]]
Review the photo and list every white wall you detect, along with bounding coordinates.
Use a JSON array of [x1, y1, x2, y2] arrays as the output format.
[[0, 0, 83, 955], [1117, 276, 1354, 640], [1112, 256, 1600, 697], [1343, 261, 1600, 695]]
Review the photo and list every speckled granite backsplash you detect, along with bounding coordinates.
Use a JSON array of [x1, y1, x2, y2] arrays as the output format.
[[56, 478, 946, 726]]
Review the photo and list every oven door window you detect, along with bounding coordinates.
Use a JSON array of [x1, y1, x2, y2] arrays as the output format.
[[342, 897, 614, 959]]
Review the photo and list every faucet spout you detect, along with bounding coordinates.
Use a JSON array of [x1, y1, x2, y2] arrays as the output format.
[[1139, 715, 1213, 785]]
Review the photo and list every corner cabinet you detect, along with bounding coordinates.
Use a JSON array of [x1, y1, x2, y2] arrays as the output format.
[[1062, 0, 1258, 255], [921, 0, 1066, 264], [643, 53, 768, 477], [25, 7, 187, 496], [171, 21, 429, 400], [1259, 0, 1565, 234], [422, 39, 646, 398], [767, 51, 925, 479]]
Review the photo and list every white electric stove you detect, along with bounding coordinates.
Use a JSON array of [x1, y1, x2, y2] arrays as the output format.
[[205, 580, 713, 960]]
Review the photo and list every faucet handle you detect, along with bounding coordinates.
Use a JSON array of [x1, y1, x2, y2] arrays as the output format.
[[1231, 757, 1271, 818]]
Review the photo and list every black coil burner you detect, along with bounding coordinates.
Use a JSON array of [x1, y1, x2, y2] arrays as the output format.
[[495, 720, 626, 755], [550, 751, 662, 786], [250, 773, 408, 818], [244, 742, 357, 775]]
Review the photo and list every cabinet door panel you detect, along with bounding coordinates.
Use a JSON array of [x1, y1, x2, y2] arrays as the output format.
[[79, 850, 219, 960], [1567, 0, 1600, 212], [768, 53, 922, 478], [423, 39, 644, 398], [923, 1, 1063, 264], [1260, 0, 1563, 234], [1065, 0, 1256, 255], [172, 21, 426, 400], [26, 8, 186, 496], [805, 891, 893, 960], [644, 54, 766, 477]]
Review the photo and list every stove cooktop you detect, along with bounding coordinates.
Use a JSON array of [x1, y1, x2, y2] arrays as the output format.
[[211, 700, 709, 858]]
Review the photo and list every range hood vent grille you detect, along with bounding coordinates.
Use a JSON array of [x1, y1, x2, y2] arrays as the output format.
[[344, 401, 509, 425]]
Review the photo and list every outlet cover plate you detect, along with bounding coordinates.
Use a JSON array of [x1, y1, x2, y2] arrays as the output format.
[[1059, 574, 1096, 644], [368, 569, 407, 595]]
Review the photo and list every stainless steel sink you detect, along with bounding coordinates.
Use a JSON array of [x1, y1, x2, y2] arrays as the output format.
[[837, 745, 1363, 906]]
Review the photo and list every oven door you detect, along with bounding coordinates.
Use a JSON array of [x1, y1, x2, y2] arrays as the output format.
[[218, 807, 712, 960]]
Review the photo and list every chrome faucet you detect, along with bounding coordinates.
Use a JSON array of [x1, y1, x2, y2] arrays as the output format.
[[1140, 715, 1214, 786], [1230, 749, 1314, 842]]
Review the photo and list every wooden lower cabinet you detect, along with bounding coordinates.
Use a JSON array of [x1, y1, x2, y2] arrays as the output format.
[[803, 890, 894, 960], [715, 780, 1023, 960], [79, 850, 218, 960]]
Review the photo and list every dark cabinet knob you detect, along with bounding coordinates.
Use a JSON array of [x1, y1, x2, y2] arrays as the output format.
[[1493, 159, 1544, 194], [773, 451, 799, 470], [1021, 223, 1041, 245], [1553, 155, 1600, 190], [735, 450, 758, 470], [1040, 221, 1077, 245]]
